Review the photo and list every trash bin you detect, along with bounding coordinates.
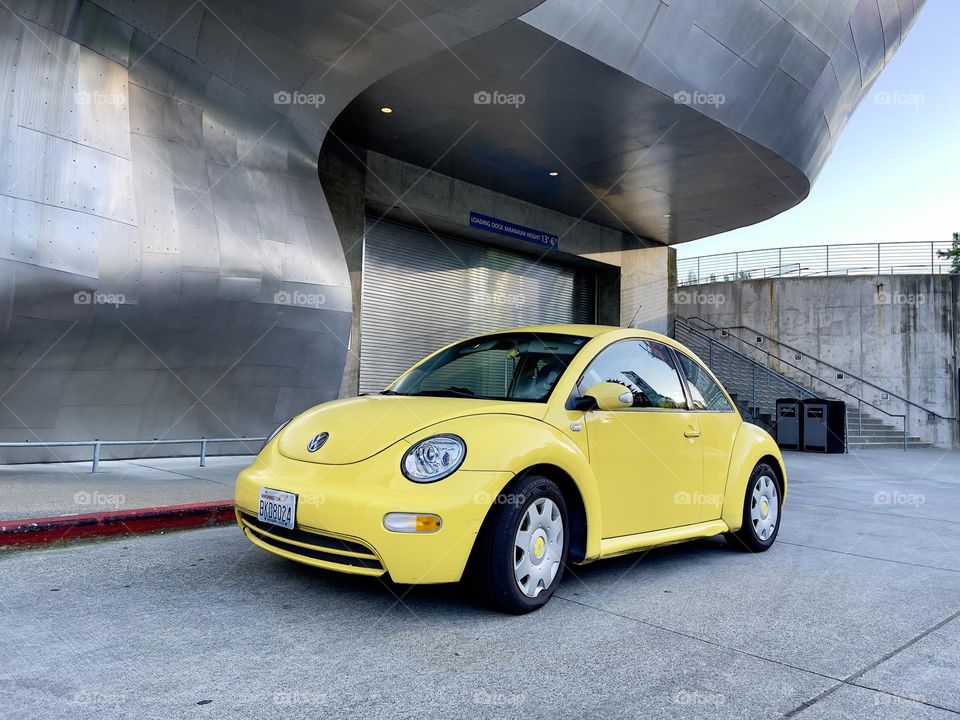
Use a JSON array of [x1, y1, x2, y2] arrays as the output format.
[[775, 399, 803, 450], [802, 399, 846, 453]]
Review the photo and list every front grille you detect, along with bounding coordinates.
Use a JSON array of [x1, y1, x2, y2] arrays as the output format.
[[240, 513, 383, 571]]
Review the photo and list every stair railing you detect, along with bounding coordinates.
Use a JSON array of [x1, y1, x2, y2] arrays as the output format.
[[687, 317, 956, 420], [676, 318, 909, 450]]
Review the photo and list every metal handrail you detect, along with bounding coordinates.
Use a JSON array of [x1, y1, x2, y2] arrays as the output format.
[[678, 240, 955, 286], [0, 436, 266, 473], [676, 318, 909, 449], [680, 323, 816, 400], [685, 316, 956, 422]]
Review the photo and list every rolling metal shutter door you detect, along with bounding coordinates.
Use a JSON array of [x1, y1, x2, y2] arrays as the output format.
[[360, 218, 596, 393]]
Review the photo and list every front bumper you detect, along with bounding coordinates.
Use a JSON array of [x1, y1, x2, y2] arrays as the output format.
[[235, 442, 513, 584]]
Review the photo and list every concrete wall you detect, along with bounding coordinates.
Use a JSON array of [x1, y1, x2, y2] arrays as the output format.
[[621, 245, 677, 336], [677, 275, 960, 447]]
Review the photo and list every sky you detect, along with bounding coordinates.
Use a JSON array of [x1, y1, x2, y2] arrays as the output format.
[[677, 0, 960, 260]]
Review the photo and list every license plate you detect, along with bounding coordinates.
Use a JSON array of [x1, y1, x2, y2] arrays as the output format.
[[258, 488, 297, 530]]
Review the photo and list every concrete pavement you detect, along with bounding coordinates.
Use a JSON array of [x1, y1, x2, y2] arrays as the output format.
[[0, 456, 251, 520], [0, 448, 958, 719]]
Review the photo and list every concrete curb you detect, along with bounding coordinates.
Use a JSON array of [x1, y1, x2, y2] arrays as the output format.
[[0, 501, 236, 548]]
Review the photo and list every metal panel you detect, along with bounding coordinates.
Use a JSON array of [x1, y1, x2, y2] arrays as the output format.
[[850, 0, 887, 87], [359, 219, 595, 393], [2, 125, 137, 225], [129, 82, 204, 147]]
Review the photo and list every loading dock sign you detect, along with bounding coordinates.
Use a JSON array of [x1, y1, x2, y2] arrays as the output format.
[[469, 211, 559, 250]]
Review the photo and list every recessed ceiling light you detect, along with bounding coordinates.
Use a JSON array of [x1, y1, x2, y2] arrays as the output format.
[[663, 213, 672, 218], [548, 171, 559, 176], [380, 106, 393, 114]]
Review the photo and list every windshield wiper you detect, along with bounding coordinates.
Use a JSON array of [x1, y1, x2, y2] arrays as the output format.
[[414, 388, 476, 398]]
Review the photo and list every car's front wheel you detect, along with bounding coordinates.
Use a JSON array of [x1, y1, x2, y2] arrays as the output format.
[[726, 462, 782, 552], [469, 474, 569, 614]]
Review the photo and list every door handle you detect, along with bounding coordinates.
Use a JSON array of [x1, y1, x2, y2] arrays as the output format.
[[684, 427, 701, 438]]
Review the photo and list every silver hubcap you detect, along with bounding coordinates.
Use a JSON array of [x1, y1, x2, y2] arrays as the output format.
[[514, 498, 563, 598], [751, 474, 779, 541]]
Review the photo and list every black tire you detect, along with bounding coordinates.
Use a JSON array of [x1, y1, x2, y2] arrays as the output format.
[[468, 474, 569, 614], [725, 462, 782, 553]]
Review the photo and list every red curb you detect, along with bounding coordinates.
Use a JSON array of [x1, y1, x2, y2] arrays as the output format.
[[0, 500, 236, 548]]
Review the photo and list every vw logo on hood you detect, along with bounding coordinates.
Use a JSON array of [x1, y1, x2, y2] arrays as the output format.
[[307, 432, 329, 453]]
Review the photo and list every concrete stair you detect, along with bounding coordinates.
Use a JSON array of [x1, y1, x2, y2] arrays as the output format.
[[844, 407, 932, 449]]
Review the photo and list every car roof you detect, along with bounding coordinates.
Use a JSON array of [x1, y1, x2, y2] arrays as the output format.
[[486, 324, 673, 343]]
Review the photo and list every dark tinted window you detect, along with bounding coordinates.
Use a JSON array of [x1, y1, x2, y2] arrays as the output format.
[[676, 353, 733, 412], [578, 340, 688, 409], [390, 333, 588, 402]]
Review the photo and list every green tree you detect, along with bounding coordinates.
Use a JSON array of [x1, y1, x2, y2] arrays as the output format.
[[937, 232, 960, 274]]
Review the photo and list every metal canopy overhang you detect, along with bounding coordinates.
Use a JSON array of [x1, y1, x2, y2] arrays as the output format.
[[332, 19, 809, 246]]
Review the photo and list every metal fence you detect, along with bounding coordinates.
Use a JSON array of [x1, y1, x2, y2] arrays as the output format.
[[678, 240, 956, 286], [0, 437, 266, 473]]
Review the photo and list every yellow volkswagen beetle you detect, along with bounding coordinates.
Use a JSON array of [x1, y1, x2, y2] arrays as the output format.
[[235, 325, 785, 613]]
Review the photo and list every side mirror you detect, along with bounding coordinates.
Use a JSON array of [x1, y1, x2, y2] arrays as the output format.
[[580, 382, 634, 411]]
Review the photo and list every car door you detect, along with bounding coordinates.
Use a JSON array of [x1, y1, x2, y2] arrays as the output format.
[[577, 339, 704, 538], [674, 351, 742, 522]]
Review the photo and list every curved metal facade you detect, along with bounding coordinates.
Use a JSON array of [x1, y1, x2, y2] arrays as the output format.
[[337, 0, 925, 243], [523, 0, 924, 184], [0, 0, 924, 457]]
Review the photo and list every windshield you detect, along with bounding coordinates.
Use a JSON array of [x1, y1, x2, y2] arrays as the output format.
[[387, 332, 590, 402]]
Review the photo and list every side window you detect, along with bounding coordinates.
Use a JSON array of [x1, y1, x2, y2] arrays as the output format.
[[578, 340, 688, 410], [676, 353, 733, 412]]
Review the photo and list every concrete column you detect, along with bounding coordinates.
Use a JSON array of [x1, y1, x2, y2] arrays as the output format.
[[318, 138, 367, 398], [619, 244, 677, 336], [952, 274, 960, 448]]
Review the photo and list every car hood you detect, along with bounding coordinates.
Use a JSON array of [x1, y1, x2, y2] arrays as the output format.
[[276, 395, 545, 464]]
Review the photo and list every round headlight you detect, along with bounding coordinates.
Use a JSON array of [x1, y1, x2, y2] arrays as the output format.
[[401, 434, 466, 483]]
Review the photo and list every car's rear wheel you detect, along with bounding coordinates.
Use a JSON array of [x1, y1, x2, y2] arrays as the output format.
[[726, 462, 781, 552], [469, 474, 569, 614]]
